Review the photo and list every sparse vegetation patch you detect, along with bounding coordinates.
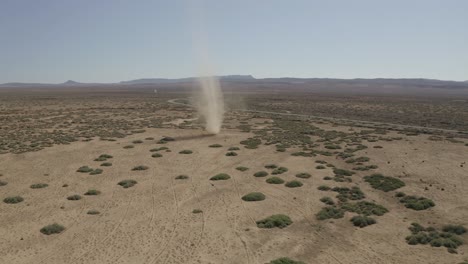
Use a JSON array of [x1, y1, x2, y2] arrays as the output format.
[[256, 214, 292, 229], [364, 173, 405, 192]]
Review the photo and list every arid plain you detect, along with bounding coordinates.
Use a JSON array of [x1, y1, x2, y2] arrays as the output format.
[[1, 82, 468, 264]]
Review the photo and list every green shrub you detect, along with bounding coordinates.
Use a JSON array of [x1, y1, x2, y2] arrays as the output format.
[[318, 185, 331, 191], [3, 196, 24, 204], [265, 164, 278, 169], [132, 140, 143, 144], [30, 183, 48, 189], [405, 223, 464, 251], [67, 194, 82, 200], [40, 224, 65, 235], [209, 144, 223, 148], [118, 179, 137, 188], [151, 153, 163, 158], [225, 151, 238, 156], [355, 156, 370, 162], [316, 165, 326, 169], [210, 173, 231, 181], [256, 214, 292, 228], [316, 207, 344, 220], [285, 180, 303, 188], [364, 173, 405, 192], [242, 192, 266, 201], [266, 177, 285, 184], [323, 176, 332, 180], [100, 162, 112, 166], [150, 147, 168, 152], [254, 171, 269, 177], [132, 165, 148, 171], [269, 257, 305, 264], [89, 169, 103, 175], [342, 201, 388, 216], [400, 195, 435, 210], [87, 210, 100, 215], [332, 186, 365, 202], [333, 168, 355, 176], [236, 166, 249, 171], [123, 145, 134, 149], [395, 192, 406, 197], [84, 189, 101, 195], [295, 173, 311, 179], [192, 209, 203, 214], [0, 180, 7, 186], [442, 225, 466, 235], [179, 150, 193, 154], [272, 167, 288, 175], [77, 166, 93, 173], [228, 147, 240, 151], [175, 175, 189, 180], [320, 197, 335, 205], [240, 138, 261, 149], [351, 215, 376, 228]]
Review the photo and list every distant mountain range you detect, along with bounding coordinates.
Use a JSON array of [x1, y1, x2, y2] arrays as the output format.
[[2, 75, 468, 89]]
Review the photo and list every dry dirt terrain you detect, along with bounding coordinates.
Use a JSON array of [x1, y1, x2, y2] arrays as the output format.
[[0, 87, 467, 264]]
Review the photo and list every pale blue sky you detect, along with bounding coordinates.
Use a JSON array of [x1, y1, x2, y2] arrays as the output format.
[[0, 0, 467, 83]]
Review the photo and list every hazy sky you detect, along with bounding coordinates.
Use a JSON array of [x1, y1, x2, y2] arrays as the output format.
[[1, 0, 467, 83]]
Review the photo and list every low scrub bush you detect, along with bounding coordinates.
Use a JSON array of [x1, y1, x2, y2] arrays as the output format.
[[285, 180, 303, 188], [316, 206, 344, 220], [175, 175, 189, 180], [333, 168, 355, 176], [295, 173, 311, 179], [132, 165, 148, 171], [269, 257, 305, 264], [256, 214, 292, 229], [400, 195, 435, 210], [77, 166, 93, 173], [266, 177, 285, 184], [40, 223, 65, 235], [350, 215, 376, 228], [3, 196, 24, 204], [332, 186, 365, 202], [67, 194, 82, 200], [342, 201, 388, 216], [30, 183, 48, 189], [89, 169, 103, 175], [118, 179, 137, 188], [84, 189, 101, 195], [364, 173, 405, 192], [272, 167, 288, 175], [318, 185, 331, 191], [254, 171, 268, 177], [179, 150, 193, 154], [236, 166, 249, 171], [228, 147, 240, 151], [0, 180, 7, 186], [320, 197, 335, 205], [442, 225, 467, 235], [242, 192, 266, 201], [87, 210, 100, 215], [265, 164, 278, 169], [209, 144, 223, 148], [210, 173, 231, 181], [225, 151, 238, 156], [151, 153, 163, 158], [100, 162, 112, 166]]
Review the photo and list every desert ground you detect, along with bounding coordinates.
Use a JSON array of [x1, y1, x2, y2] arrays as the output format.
[[1, 84, 468, 264]]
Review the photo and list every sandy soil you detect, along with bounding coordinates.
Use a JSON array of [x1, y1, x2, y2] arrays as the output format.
[[1, 123, 467, 264]]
